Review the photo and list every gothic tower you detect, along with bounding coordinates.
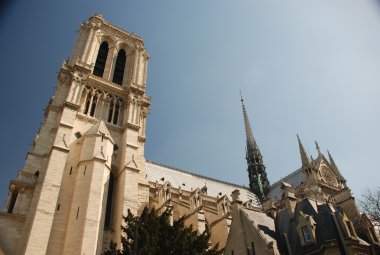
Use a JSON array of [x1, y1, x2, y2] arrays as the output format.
[[240, 95, 270, 201], [0, 14, 150, 255]]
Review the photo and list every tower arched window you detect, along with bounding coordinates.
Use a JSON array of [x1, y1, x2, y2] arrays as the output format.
[[93, 41, 109, 77], [112, 49, 126, 85]]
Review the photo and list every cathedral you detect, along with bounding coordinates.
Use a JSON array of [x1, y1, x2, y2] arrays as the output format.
[[0, 14, 379, 255]]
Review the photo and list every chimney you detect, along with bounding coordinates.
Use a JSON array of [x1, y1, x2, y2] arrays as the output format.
[[262, 197, 276, 218], [231, 189, 242, 204], [281, 182, 297, 214]]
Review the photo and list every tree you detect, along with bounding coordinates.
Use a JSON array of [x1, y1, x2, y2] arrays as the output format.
[[103, 207, 221, 255], [359, 187, 380, 228]]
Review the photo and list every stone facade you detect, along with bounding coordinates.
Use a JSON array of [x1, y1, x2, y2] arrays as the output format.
[[0, 14, 150, 255], [0, 14, 379, 255]]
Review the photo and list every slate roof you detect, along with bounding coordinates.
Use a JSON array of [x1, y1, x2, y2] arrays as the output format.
[[145, 160, 260, 206], [242, 208, 278, 244], [276, 199, 372, 254], [267, 168, 306, 201]]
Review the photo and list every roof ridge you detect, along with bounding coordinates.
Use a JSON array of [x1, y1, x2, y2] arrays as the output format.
[[270, 158, 320, 189], [146, 159, 249, 190], [269, 168, 303, 189]]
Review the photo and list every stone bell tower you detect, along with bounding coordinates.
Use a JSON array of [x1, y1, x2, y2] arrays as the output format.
[[0, 14, 150, 255]]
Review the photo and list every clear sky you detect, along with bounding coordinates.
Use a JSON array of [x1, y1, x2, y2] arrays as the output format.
[[0, 1, 379, 203]]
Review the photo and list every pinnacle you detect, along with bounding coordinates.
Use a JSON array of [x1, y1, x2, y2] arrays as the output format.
[[297, 134, 310, 167], [315, 140, 322, 156]]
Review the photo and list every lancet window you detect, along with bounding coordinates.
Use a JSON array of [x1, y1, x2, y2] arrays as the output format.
[[83, 91, 98, 117], [93, 41, 109, 77], [112, 49, 126, 85], [107, 98, 122, 125]]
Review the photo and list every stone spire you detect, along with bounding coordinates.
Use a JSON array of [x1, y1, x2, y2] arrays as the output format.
[[297, 134, 310, 167], [240, 92, 270, 201]]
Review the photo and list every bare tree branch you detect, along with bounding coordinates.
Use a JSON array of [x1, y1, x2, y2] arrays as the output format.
[[359, 187, 380, 228]]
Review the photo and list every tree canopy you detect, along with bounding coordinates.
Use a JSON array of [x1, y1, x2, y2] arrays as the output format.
[[103, 207, 221, 255]]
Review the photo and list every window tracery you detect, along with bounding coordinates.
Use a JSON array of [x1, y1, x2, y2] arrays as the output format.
[[81, 87, 124, 126]]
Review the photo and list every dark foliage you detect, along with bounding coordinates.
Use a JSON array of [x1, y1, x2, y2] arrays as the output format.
[[103, 207, 220, 255]]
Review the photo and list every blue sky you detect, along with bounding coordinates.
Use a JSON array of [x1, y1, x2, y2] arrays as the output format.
[[0, 1, 379, 202]]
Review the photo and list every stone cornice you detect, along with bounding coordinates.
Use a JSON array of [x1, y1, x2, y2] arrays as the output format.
[[0, 212, 26, 221], [138, 136, 146, 143], [99, 23, 144, 49], [63, 101, 80, 111], [59, 122, 74, 129], [126, 122, 140, 131], [88, 75, 128, 98], [127, 83, 147, 96], [52, 145, 70, 153], [76, 113, 99, 125], [10, 180, 35, 190]]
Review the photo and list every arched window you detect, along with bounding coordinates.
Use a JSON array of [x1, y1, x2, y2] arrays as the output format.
[[93, 42, 109, 77], [112, 49, 126, 85], [104, 172, 115, 228]]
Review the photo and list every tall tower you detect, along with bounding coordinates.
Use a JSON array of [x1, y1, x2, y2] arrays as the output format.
[[240, 95, 270, 201], [0, 14, 150, 255]]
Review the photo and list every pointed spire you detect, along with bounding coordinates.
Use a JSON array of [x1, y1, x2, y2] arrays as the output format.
[[240, 91, 270, 201], [315, 140, 322, 156], [297, 134, 310, 167], [240, 91, 262, 159]]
